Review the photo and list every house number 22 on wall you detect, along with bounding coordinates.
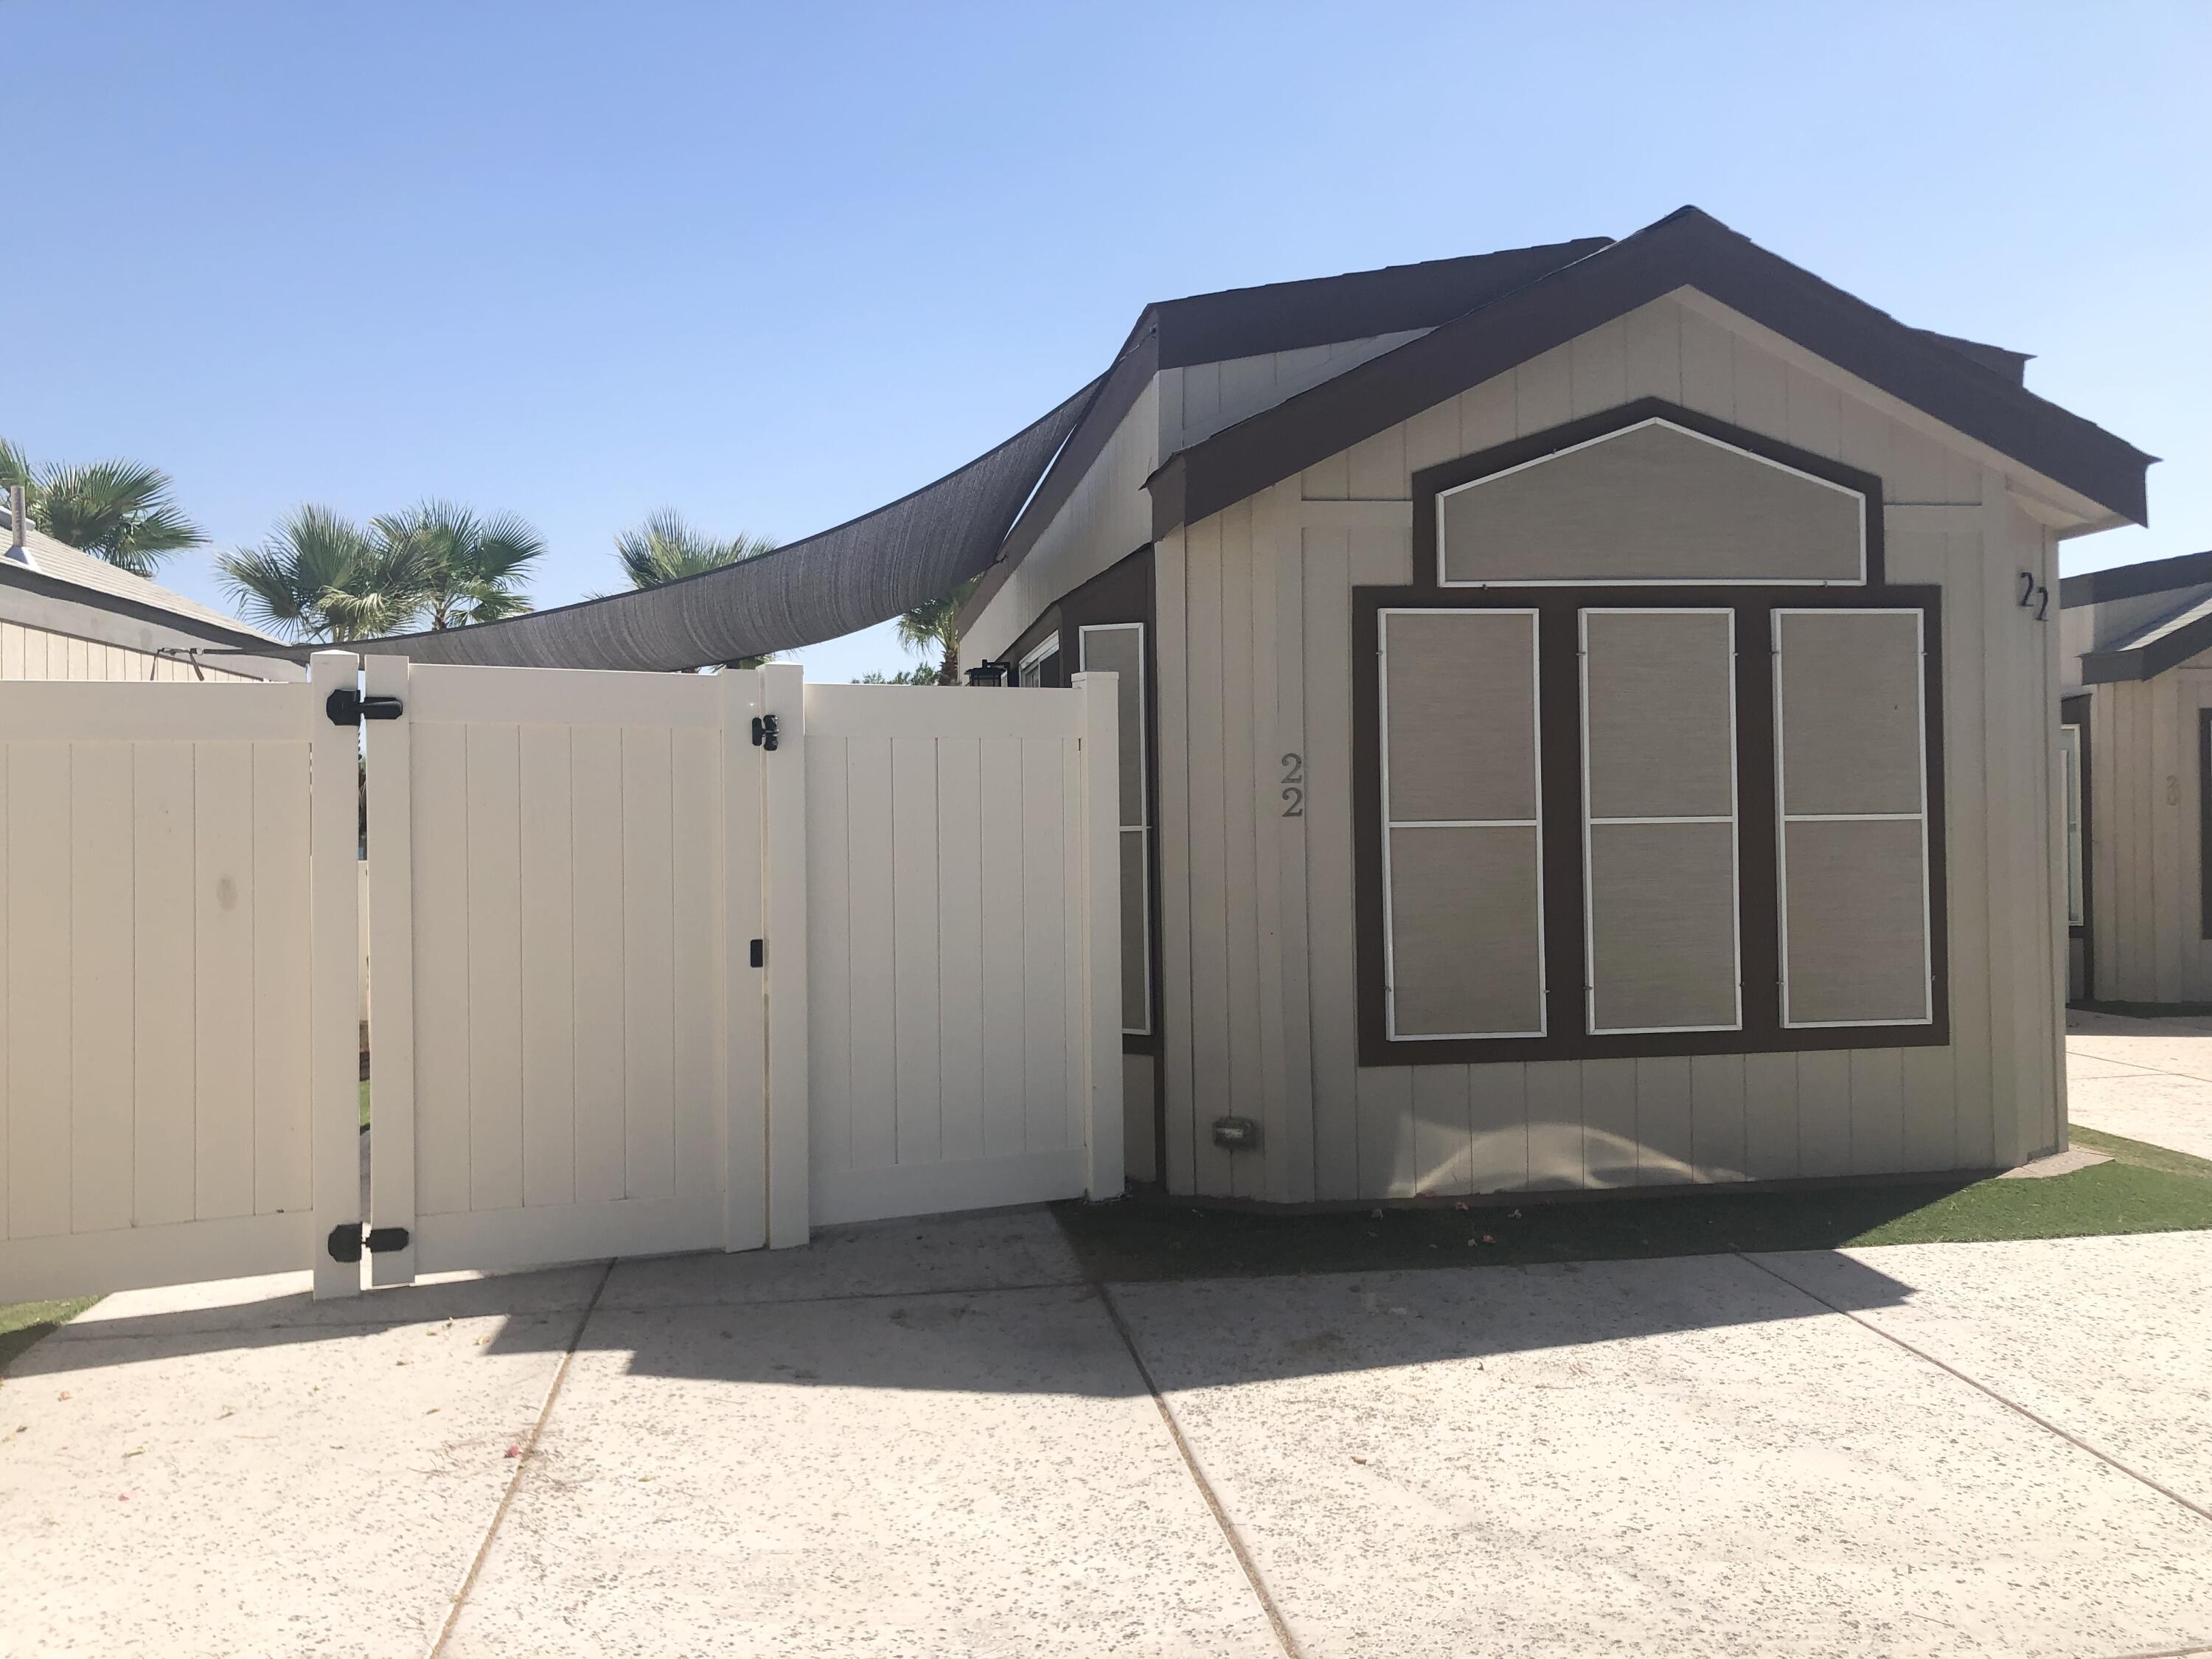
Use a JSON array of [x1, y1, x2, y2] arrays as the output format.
[[1281, 754, 1304, 817]]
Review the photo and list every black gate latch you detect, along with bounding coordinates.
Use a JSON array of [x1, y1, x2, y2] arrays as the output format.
[[751, 713, 779, 751], [326, 689, 404, 726], [326, 1224, 411, 1264]]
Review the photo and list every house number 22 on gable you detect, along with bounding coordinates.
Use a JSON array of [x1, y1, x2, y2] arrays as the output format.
[[1281, 753, 1304, 817]]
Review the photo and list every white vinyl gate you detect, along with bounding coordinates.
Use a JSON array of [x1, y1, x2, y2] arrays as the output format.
[[0, 655, 1121, 1303]]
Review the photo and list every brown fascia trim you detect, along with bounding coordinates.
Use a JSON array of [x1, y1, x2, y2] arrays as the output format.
[[2060, 548, 2212, 609], [2079, 609, 2212, 684], [1150, 206, 2154, 541], [957, 237, 1613, 637], [1912, 328, 2031, 384], [1351, 577, 1951, 1069]]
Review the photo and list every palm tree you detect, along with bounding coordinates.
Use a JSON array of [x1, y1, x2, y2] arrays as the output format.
[[373, 499, 543, 630], [0, 438, 205, 577], [897, 574, 982, 685], [216, 505, 430, 641], [615, 509, 779, 668]]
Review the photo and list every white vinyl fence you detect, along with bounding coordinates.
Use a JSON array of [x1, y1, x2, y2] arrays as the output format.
[[0, 656, 1121, 1303], [0, 660, 361, 1301]]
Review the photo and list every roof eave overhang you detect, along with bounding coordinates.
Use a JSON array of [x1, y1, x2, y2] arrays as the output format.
[[1145, 209, 2153, 541]]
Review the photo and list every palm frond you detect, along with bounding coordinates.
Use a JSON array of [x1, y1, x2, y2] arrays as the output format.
[[616, 509, 777, 589], [29, 456, 204, 573], [0, 439, 30, 491]]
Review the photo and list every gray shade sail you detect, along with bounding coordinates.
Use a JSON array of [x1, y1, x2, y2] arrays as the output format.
[[259, 378, 1101, 672]]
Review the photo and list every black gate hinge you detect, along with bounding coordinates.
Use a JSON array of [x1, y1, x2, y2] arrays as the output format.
[[326, 1223, 411, 1264], [327, 689, 404, 726], [751, 713, 779, 751]]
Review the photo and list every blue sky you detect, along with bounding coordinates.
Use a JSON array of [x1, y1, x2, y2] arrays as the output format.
[[7, 2, 2206, 681]]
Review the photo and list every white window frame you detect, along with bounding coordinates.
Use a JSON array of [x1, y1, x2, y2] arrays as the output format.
[[1435, 417, 1869, 589], [1378, 607, 1547, 1040], [2059, 723, 2084, 929], [1018, 633, 1062, 687], [1771, 606, 1935, 1029], [1577, 607, 1743, 1035], [1078, 622, 1151, 1037]]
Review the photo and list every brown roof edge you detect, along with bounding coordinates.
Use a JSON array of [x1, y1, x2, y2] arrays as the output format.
[[1150, 207, 2154, 540], [2060, 549, 2212, 609]]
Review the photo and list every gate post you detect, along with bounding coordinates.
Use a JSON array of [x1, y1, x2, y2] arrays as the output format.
[[722, 667, 768, 1251], [309, 651, 364, 1298], [361, 654, 417, 1287], [759, 663, 810, 1248], [1072, 671, 1125, 1202]]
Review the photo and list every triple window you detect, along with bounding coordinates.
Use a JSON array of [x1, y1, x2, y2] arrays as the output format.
[[1366, 594, 1941, 1060]]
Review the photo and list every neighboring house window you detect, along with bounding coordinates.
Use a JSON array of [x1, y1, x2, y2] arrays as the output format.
[[1079, 623, 1150, 1034], [2058, 723, 2084, 930], [1018, 636, 1061, 687], [1356, 400, 1944, 1065]]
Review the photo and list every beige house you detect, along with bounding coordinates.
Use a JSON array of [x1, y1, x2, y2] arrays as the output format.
[[2, 493, 299, 682], [2058, 550, 2212, 1009], [961, 206, 2152, 1202]]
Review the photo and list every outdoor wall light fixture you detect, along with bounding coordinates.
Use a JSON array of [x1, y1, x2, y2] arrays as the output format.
[[1211, 1116, 1259, 1151]]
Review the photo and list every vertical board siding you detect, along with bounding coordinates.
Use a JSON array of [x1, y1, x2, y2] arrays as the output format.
[[1161, 296, 2039, 1200], [1154, 532, 1198, 1194], [0, 622, 268, 684]]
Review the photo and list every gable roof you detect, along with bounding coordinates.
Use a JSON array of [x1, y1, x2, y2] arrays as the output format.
[[1147, 207, 2153, 540], [959, 236, 1613, 633], [2067, 550, 2212, 684], [1, 505, 280, 649], [2061, 548, 2212, 609]]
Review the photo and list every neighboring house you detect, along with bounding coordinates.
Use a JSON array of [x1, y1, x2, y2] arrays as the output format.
[[2057, 550, 2212, 1008], [1, 493, 301, 682], [959, 206, 2151, 1201]]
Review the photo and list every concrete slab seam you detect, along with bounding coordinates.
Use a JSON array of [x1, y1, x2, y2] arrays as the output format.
[[1736, 1252, 2212, 1528], [1096, 1282, 1304, 1659], [2096, 1641, 2212, 1659], [597, 1276, 1091, 1315], [423, 1257, 616, 1659]]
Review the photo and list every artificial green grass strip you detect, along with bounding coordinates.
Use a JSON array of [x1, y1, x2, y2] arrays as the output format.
[[1057, 1153, 2212, 1284], [2067, 1123, 2212, 1180], [0, 1296, 99, 1376]]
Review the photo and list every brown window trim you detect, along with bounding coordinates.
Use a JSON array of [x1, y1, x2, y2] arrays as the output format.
[[1004, 547, 1163, 1060], [2059, 695, 2094, 997], [1353, 583, 1949, 1066], [1411, 397, 1888, 593], [2199, 707, 2211, 944]]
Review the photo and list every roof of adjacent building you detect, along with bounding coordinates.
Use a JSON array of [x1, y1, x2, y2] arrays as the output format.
[[1, 504, 282, 649], [2066, 550, 2212, 684]]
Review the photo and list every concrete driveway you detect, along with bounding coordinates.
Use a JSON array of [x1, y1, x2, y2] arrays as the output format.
[[2069, 1008, 2212, 1161], [5, 1214, 2211, 1659]]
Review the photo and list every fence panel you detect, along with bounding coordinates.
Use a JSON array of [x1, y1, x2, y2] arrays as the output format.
[[799, 678, 1121, 1225], [367, 663, 754, 1278], [0, 662, 358, 1301]]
